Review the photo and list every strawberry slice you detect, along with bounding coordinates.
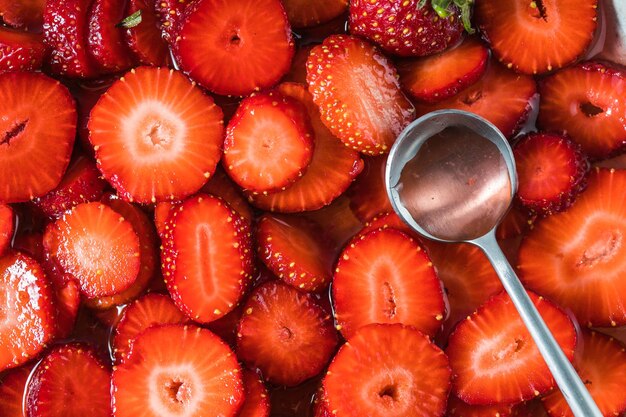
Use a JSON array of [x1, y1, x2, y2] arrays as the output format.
[[282, 0, 347, 28], [307, 35, 415, 155], [224, 91, 314, 193], [284, 44, 314, 85], [25, 344, 111, 417], [397, 37, 489, 103], [414, 62, 537, 138], [246, 83, 364, 212], [0, 363, 33, 417], [324, 323, 451, 417], [0, 27, 45, 73], [475, 0, 597, 74], [154, 201, 174, 240], [124, 0, 170, 66], [518, 168, 626, 327], [446, 291, 577, 405], [88, 67, 224, 203], [87, 0, 135, 72], [207, 303, 244, 348], [514, 132, 589, 215], [358, 211, 418, 238], [333, 228, 445, 339], [496, 206, 536, 240], [237, 281, 339, 386], [201, 166, 254, 223], [112, 324, 244, 417], [0, 204, 13, 256], [345, 155, 393, 222], [302, 195, 363, 251], [162, 194, 254, 322], [257, 214, 334, 292], [240, 369, 270, 417], [0, 72, 76, 203], [537, 62, 626, 159], [172, 0, 294, 96], [154, 0, 190, 43], [0, 0, 45, 30], [447, 395, 514, 417]]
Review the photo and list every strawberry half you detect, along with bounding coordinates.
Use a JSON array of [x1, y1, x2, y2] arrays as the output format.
[[446, 291, 577, 405], [324, 323, 451, 417], [112, 324, 244, 417], [307, 35, 415, 155], [87, 0, 135, 72], [0, 363, 33, 417], [475, 0, 597, 74], [282, 0, 347, 28], [537, 62, 626, 159], [172, 0, 294, 96], [345, 155, 393, 222], [89, 67, 224, 203], [237, 281, 339, 386], [201, 166, 254, 223], [124, 0, 170, 66], [0, 204, 13, 256], [240, 369, 270, 417], [446, 395, 514, 417], [0, 0, 45, 30], [224, 91, 314, 193], [0, 72, 76, 203], [0, 26, 45, 73]]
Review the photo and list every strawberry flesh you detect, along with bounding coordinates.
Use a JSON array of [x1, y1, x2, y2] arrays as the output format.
[[239, 369, 270, 417], [87, 0, 135, 72], [0, 363, 34, 417], [124, 0, 170, 66], [282, 0, 347, 28], [201, 166, 254, 223], [0, 204, 14, 256], [0, 0, 45, 30], [447, 395, 514, 417], [0, 26, 45, 73]]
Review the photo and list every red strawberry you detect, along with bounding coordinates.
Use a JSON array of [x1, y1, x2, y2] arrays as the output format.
[[0, 363, 33, 417], [333, 228, 445, 339], [475, 0, 597, 74], [112, 324, 244, 417], [282, 0, 347, 28], [345, 155, 393, 222], [359, 211, 418, 238], [237, 281, 339, 386], [0, 204, 13, 256], [172, 0, 294, 96], [88, 0, 135, 72], [25, 344, 111, 417], [302, 195, 364, 251], [207, 303, 244, 348], [201, 166, 254, 223], [0, 27, 45, 73], [518, 168, 626, 327], [284, 44, 314, 85], [224, 91, 314, 193], [537, 62, 626, 159], [0, 72, 76, 203], [88, 67, 224, 203], [70, 76, 117, 151], [0, 0, 45, 30], [153, 0, 190, 43], [246, 83, 364, 212], [162, 194, 254, 322], [446, 291, 577, 405], [124, 0, 170, 66], [306, 35, 415, 155], [153, 201, 174, 240], [446, 395, 514, 417], [313, 389, 333, 417], [496, 206, 536, 241], [397, 37, 489, 103], [239, 369, 270, 417]]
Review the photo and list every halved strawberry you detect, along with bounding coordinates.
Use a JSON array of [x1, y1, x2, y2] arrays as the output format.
[[475, 0, 597, 74], [447, 395, 514, 417], [240, 369, 270, 417], [345, 155, 393, 222], [172, 0, 294, 96], [201, 166, 254, 223], [112, 324, 244, 417], [0, 252, 56, 371], [333, 228, 445, 339], [0, 72, 76, 203], [0, 0, 45, 30], [237, 281, 338, 386], [0, 204, 13, 256], [25, 344, 111, 417], [154, 0, 190, 43], [0, 363, 33, 417], [307, 35, 415, 155], [446, 291, 577, 405], [89, 67, 224, 203], [124, 0, 170, 66], [397, 37, 489, 103], [496, 206, 536, 241], [0, 27, 45, 73], [282, 0, 347, 28], [518, 168, 626, 327], [88, 0, 135, 72], [414, 61, 537, 138], [246, 83, 364, 212], [162, 194, 254, 322], [224, 91, 314, 193], [537, 62, 626, 159]]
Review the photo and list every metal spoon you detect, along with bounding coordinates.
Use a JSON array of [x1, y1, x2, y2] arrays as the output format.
[[385, 109, 602, 417]]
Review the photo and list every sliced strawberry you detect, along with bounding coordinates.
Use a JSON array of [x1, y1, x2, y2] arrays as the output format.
[[0, 204, 14, 256], [414, 62, 537, 138], [124, 0, 170, 66], [345, 155, 393, 222], [240, 369, 270, 417], [302, 195, 364, 252], [201, 166, 254, 223], [313, 389, 333, 417], [154, 201, 174, 240], [475, 0, 597, 74], [284, 44, 314, 84], [0, 72, 76, 203], [537, 62, 626, 159], [496, 206, 536, 241], [282, 0, 347, 28], [0, 363, 33, 417], [25, 344, 111, 417], [70, 76, 118, 151], [0, 0, 45, 30], [224, 91, 314, 193], [257, 214, 334, 292], [246, 83, 364, 212], [207, 303, 244, 347], [173, 0, 294, 96], [446, 291, 577, 405], [88, 0, 135, 72], [518, 168, 626, 327], [0, 27, 45, 74], [154, 0, 190, 43], [112, 324, 244, 417], [397, 37, 489, 103], [447, 395, 514, 417], [162, 194, 254, 322], [89, 67, 224, 203], [358, 211, 418, 238], [307, 35, 415, 155], [237, 281, 339, 386]]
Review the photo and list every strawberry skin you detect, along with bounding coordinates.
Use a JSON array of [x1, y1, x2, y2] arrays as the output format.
[[283, 0, 347, 28], [201, 166, 254, 223], [239, 369, 270, 417], [0, 0, 46, 30], [87, 0, 135, 72], [0, 26, 45, 73], [154, 0, 190, 43], [0, 204, 14, 256], [124, 0, 170, 66]]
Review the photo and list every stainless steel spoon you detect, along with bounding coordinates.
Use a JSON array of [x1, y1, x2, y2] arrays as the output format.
[[385, 109, 602, 417]]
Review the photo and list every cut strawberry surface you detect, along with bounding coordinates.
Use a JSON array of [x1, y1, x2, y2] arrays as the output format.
[[112, 324, 244, 417], [307, 35, 415, 155], [446, 395, 514, 417], [154, 0, 190, 43], [0, 0, 45, 29], [88, 0, 135, 72], [247, 83, 364, 212], [0, 72, 76, 203], [0, 363, 33, 417], [0, 204, 13, 256], [345, 155, 393, 222], [89, 67, 224, 203], [173, 0, 294, 96], [282, 0, 347, 28], [239, 369, 270, 417], [446, 291, 577, 405], [237, 281, 338, 386], [324, 323, 451, 417], [537, 62, 626, 159], [224, 91, 314, 193], [0, 26, 45, 73], [52, 279, 81, 338], [201, 166, 254, 223], [398, 37, 489, 103], [207, 303, 244, 348], [518, 168, 626, 327], [475, 0, 597, 74], [124, 0, 170, 66]]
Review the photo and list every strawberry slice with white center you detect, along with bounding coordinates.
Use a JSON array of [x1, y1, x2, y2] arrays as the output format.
[[89, 67, 224, 203], [0, 26, 45, 73], [239, 369, 270, 417], [0, 363, 34, 417], [0, 204, 13, 256]]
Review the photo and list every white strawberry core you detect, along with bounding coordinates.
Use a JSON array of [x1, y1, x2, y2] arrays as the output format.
[[363, 368, 413, 414], [473, 333, 527, 376], [148, 364, 203, 417]]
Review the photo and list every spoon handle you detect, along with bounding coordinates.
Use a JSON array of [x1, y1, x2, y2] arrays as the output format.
[[474, 234, 602, 417]]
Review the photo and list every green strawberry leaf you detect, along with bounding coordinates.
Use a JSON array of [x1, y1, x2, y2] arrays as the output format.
[[116, 10, 142, 29], [427, 0, 475, 34]]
